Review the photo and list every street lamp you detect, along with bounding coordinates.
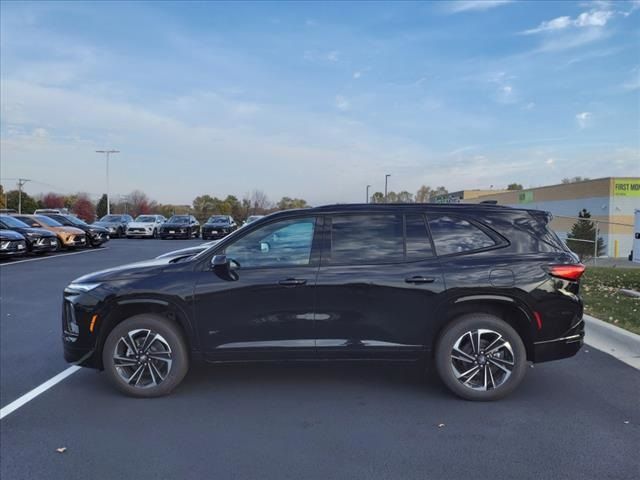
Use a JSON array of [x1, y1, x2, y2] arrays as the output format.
[[384, 174, 391, 203], [96, 150, 119, 215], [366, 184, 371, 204]]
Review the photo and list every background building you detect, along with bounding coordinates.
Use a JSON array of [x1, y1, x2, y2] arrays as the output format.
[[465, 177, 639, 258], [430, 189, 507, 204]]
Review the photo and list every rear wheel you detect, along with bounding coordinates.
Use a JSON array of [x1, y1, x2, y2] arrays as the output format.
[[435, 313, 527, 401], [102, 314, 189, 397]]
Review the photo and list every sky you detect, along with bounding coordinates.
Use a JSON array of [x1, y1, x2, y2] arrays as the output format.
[[1, 0, 639, 205]]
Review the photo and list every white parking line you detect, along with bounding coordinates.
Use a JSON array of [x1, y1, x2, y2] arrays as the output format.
[[0, 247, 109, 266], [0, 366, 81, 420]]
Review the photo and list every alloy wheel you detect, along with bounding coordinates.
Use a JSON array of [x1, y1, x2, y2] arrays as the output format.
[[450, 328, 514, 391], [112, 329, 173, 388]]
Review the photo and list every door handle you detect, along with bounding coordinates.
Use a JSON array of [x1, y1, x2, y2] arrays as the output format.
[[405, 276, 436, 284], [278, 278, 307, 286]]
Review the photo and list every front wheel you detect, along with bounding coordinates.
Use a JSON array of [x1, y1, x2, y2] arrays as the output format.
[[102, 314, 189, 397], [435, 314, 527, 401]]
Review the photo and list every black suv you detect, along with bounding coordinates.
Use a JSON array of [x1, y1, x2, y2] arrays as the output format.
[[62, 204, 584, 400], [202, 215, 238, 240], [159, 215, 200, 239], [0, 214, 59, 254]]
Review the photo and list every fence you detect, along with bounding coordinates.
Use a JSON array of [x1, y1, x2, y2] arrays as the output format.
[[552, 215, 635, 264]]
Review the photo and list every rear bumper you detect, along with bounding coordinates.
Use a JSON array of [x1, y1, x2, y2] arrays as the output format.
[[533, 320, 585, 362]]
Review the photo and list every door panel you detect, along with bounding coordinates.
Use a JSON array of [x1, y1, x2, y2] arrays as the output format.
[[194, 216, 321, 361], [314, 213, 445, 359]]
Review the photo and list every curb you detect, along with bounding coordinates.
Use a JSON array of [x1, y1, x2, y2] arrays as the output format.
[[583, 314, 640, 370]]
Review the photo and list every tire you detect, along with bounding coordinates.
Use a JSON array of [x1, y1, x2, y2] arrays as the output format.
[[435, 313, 527, 401], [152, 229, 158, 239], [102, 314, 189, 398]]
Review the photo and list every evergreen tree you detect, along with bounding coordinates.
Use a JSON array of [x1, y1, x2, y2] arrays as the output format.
[[96, 194, 108, 219], [566, 209, 605, 260]]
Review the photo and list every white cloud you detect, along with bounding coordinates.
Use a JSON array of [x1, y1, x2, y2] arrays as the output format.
[[445, 1, 512, 14], [353, 71, 362, 79], [522, 9, 614, 34], [575, 111, 593, 129], [524, 102, 536, 110], [335, 95, 350, 111], [326, 50, 339, 62], [545, 158, 555, 165]]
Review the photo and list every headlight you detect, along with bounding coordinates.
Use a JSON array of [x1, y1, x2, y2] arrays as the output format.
[[65, 282, 102, 293]]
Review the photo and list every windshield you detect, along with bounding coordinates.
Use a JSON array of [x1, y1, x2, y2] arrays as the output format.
[[136, 216, 158, 222], [30, 215, 63, 227], [63, 216, 88, 227], [208, 216, 228, 223], [0, 215, 30, 228], [99, 215, 123, 222], [168, 216, 190, 224]]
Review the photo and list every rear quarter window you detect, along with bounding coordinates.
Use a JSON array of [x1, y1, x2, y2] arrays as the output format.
[[427, 215, 497, 256]]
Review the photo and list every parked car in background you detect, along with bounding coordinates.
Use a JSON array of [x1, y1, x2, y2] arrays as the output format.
[[0, 214, 59, 254], [155, 240, 219, 260], [34, 208, 71, 215], [243, 215, 264, 226], [13, 214, 86, 249], [0, 229, 28, 259], [126, 215, 166, 239], [44, 214, 110, 248], [159, 215, 200, 239], [202, 215, 237, 240], [92, 214, 134, 238], [62, 203, 584, 400]]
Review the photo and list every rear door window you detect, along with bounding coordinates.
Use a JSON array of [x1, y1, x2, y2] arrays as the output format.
[[328, 214, 403, 265], [427, 215, 496, 256]]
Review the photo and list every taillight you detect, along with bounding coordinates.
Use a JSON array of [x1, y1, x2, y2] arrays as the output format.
[[546, 264, 585, 281]]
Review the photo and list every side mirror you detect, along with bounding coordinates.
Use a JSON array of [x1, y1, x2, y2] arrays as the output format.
[[211, 254, 229, 268]]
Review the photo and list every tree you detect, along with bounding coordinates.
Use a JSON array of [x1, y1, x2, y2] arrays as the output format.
[[277, 197, 309, 210], [128, 190, 153, 217], [433, 186, 448, 196], [72, 193, 95, 222], [507, 183, 523, 191], [562, 177, 590, 184], [566, 209, 605, 260], [0, 184, 5, 209], [192, 194, 218, 221], [249, 189, 271, 214], [5, 190, 39, 214], [396, 191, 414, 203], [415, 185, 432, 203], [42, 192, 65, 208], [370, 191, 384, 203], [96, 194, 108, 218]]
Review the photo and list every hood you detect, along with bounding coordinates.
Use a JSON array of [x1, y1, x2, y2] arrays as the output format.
[[161, 222, 192, 228], [86, 225, 109, 233], [127, 221, 157, 228], [205, 221, 231, 226], [0, 229, 25, 240], [8, 226, 56, 238], [72, 256, 188, 283], [49, 226, 86, 235]]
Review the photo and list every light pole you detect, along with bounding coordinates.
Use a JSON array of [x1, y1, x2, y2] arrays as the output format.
[[17, 178, 31, 214], [366, 184, 371, 204], [384, 174, 391, 203], [96, 150, 119, 215]]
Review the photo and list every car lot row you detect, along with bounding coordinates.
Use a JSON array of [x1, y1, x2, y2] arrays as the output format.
[[0, 212, 264, 260]]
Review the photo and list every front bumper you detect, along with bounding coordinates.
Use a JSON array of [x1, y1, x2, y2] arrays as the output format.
[[202, 229, 231, 239], [0, 239, 28, 257], [89, 232, 109, 245], [30, 236, 59, 252], [159, 230, 191, 239], [61, 234, 87, 248], [533, 319, 585, 362]]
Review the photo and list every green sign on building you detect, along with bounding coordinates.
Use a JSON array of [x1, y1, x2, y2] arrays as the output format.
[[518, 191, 534, 203]]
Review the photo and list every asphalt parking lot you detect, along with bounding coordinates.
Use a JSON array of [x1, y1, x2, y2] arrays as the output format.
[[1, 240, 639, 480]]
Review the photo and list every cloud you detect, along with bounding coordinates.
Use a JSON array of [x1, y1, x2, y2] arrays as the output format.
[[353, 71, 362, 79], [335, 95, 350, 111], [326, 50, 339, 62], [545, 157, 555, 165], [622, 67, 640, 91], [575, 111, 593, 129], [522, 8, 614, 34], [445, 1, 512, 14]]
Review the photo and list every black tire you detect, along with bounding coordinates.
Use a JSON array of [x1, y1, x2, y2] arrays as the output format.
[[152, 228, 158, 239], [116, 227, 123, 238], [435, 313, 527, 401], [102, 314, 189, 398]]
